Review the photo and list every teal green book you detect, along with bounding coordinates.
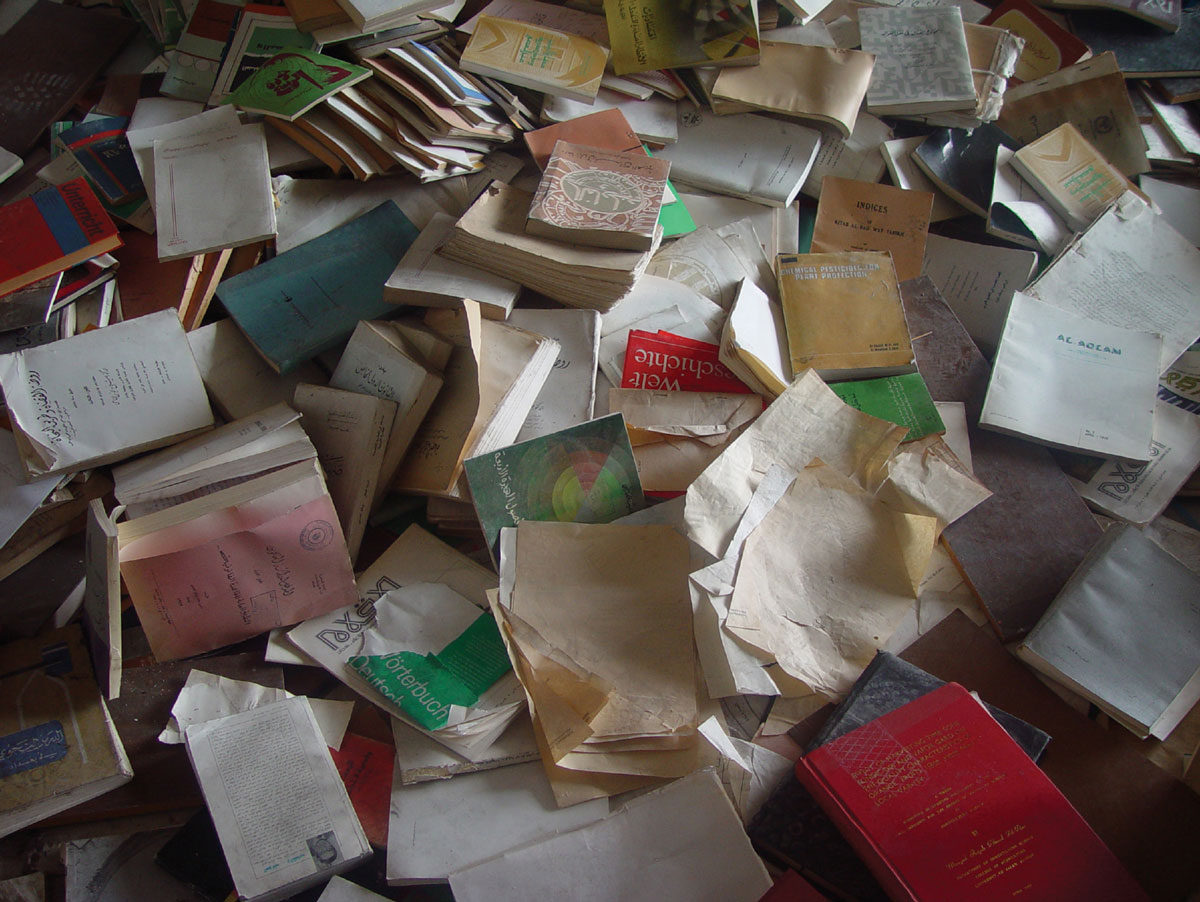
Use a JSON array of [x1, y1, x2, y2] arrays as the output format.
[[830, 372, 945, 441], [224, 48, 371, 120], [463, 413, 646, 565], [216, 201, 419, 373]]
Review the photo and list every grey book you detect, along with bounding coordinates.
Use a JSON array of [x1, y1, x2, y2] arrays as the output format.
[[1018, 523, 1200, 740], [859, 6, 976, 116]]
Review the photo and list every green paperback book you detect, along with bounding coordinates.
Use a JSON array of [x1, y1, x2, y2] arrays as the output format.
[[224, 48, 371, 120], [830, 373, 945, 441], [463, 413, 645, 565]]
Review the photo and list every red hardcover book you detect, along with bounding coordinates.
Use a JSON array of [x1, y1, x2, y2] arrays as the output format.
[[0, 178, 121, 298], [795, 683, 1149, 902], [330, 731, 394, 849], [621, 329, 752, 393]]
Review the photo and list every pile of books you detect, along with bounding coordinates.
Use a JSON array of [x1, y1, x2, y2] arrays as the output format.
[[1, 0, 1200, 899]]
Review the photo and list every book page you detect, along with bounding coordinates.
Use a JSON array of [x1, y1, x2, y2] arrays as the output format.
[[185, 697, 369, 900], [0, 309, 214, 477]]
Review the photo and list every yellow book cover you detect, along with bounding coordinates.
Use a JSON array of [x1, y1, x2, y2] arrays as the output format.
[[603, 0, 760, 75], [810, 176, 934, 282], [777, 251, 915, 380], [460, 16, 608, 103]]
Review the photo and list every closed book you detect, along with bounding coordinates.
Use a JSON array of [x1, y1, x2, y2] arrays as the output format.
[[796, 683, 1149, 902], [527, 141, 669, 252], [463, 412, 644, 565], [603, 0, 760, 75], [1068, 5, 1200, 76], [0, 626, 133, 839], [1054, 0, 1182, 31], [460, 16, 608, 104], [778, 252, 914, 380], [523, 108, 642, 170], [0, 178, 121, 298], [828, 374, 944, 442], [56, 117, 145, 206], [1010, 122, 1133, 232], [980, 0, 1091, 83], [858, 6, 975, 116], [217, 201, 420, 373], [1018, 523, 1200, 740], [911, 125, 1020, 218], [809, 178, 933, 282], [224, 49, 371, 121], [0, 1, 137, 156], [329, 732, 393, 849], [622, 329, 752, 393]]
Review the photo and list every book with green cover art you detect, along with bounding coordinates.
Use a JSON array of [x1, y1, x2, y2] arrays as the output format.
[[224, 48, 371, 120], [830, 373, 945, 441], [463, 413, 645, 564]]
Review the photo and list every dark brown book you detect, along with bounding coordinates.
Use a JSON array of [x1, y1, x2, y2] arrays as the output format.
[[899, 276, 1101, 642], [900, 611, 1200, 902], [0, 2, 136, 155], [38, 653, 285, 826]]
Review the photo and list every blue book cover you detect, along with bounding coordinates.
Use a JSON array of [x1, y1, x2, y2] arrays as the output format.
[[216, 202, 420, 373]]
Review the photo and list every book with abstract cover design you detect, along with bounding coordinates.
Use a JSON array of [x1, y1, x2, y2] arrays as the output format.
[[463, 413, 644, 564], [459, 16, 608, 103], [224, 48, 370, 121], [858, 6, 975, 116], [527, 141, 669, 251]]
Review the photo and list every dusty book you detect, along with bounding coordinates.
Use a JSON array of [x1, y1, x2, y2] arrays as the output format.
[[858, 6, 976, 115], [527, 141, 669, 252], [185, 696, 372, 902], [460, 16, 608, 103], [981, 0, 1091, 82], [1018, 524, 1200, 741], [1010, 122, 1135, 232], [809, 176, 933, 281], [0, 308, 214, 478], [603, 0, 760, 74], [0, 626, 133, 839], [778, 251, 915, 381]]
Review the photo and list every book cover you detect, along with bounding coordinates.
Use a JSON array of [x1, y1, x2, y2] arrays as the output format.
[[217, 202, 420, 373], [509, 308, 601, 443], [980, 291, 1160, 460], [224, 49, 371, 121], [208, 5, 317, 105], [524, 109, 643, 170], [1056, 0, 1182, 31], [981, 0, 1091, 82], [797, 683, 1149, 902], [460, 16, 608, 104], [0, 1, 137, 155], [900, 277, 1103, 642], [0, 626, 133, 839], [809, 177, 933, 282], [603, 0, 760, 75], [1018, 523, 1200, 739], [829, 374, 944, 442], [621, 329, 752, 393], [1068, 5, 1199, 76], [778, 252, 915, 380], [1010, 122, 1133, 232], [329, 732, 393, 849], [527, 141, 670, 252], [912, 125, 1020, 218], [56, 117, 145, 206], [463, 412, 644, 564], [858, 6, 975, 115], [0, 178, 122, 298], [161, 0, 247, 103]]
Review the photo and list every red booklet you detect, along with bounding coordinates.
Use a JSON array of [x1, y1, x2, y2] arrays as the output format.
[[0, 177, 121, 297], [795, 683, 1149, 902], [621, 329, 752, 393], [330, 731, 394, 849]]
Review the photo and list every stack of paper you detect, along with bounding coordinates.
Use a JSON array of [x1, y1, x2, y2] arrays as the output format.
[[441, 182, 662, 313]]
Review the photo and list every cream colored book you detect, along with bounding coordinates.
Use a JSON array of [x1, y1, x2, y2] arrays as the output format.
[[710, 42, 876, 139], [460, 16, 608, 103], [1010, 122, 1134, 233], [292, 385, 396, 563], [329, 321, 449, 508], [777, 251, 915, 381]]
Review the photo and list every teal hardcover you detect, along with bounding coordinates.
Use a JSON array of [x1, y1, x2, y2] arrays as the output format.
[[216, 201, 419, 373]]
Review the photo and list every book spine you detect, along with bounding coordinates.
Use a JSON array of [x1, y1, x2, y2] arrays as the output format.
[[793, 761, 920, 902]]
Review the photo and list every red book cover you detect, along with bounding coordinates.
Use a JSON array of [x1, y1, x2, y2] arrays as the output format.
[[621, 329, 752, 393], [795, 683, 1149, 902], [758, 870, 830, 901], [330, 731, 394, 849], [0, 178, 121, 297]]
